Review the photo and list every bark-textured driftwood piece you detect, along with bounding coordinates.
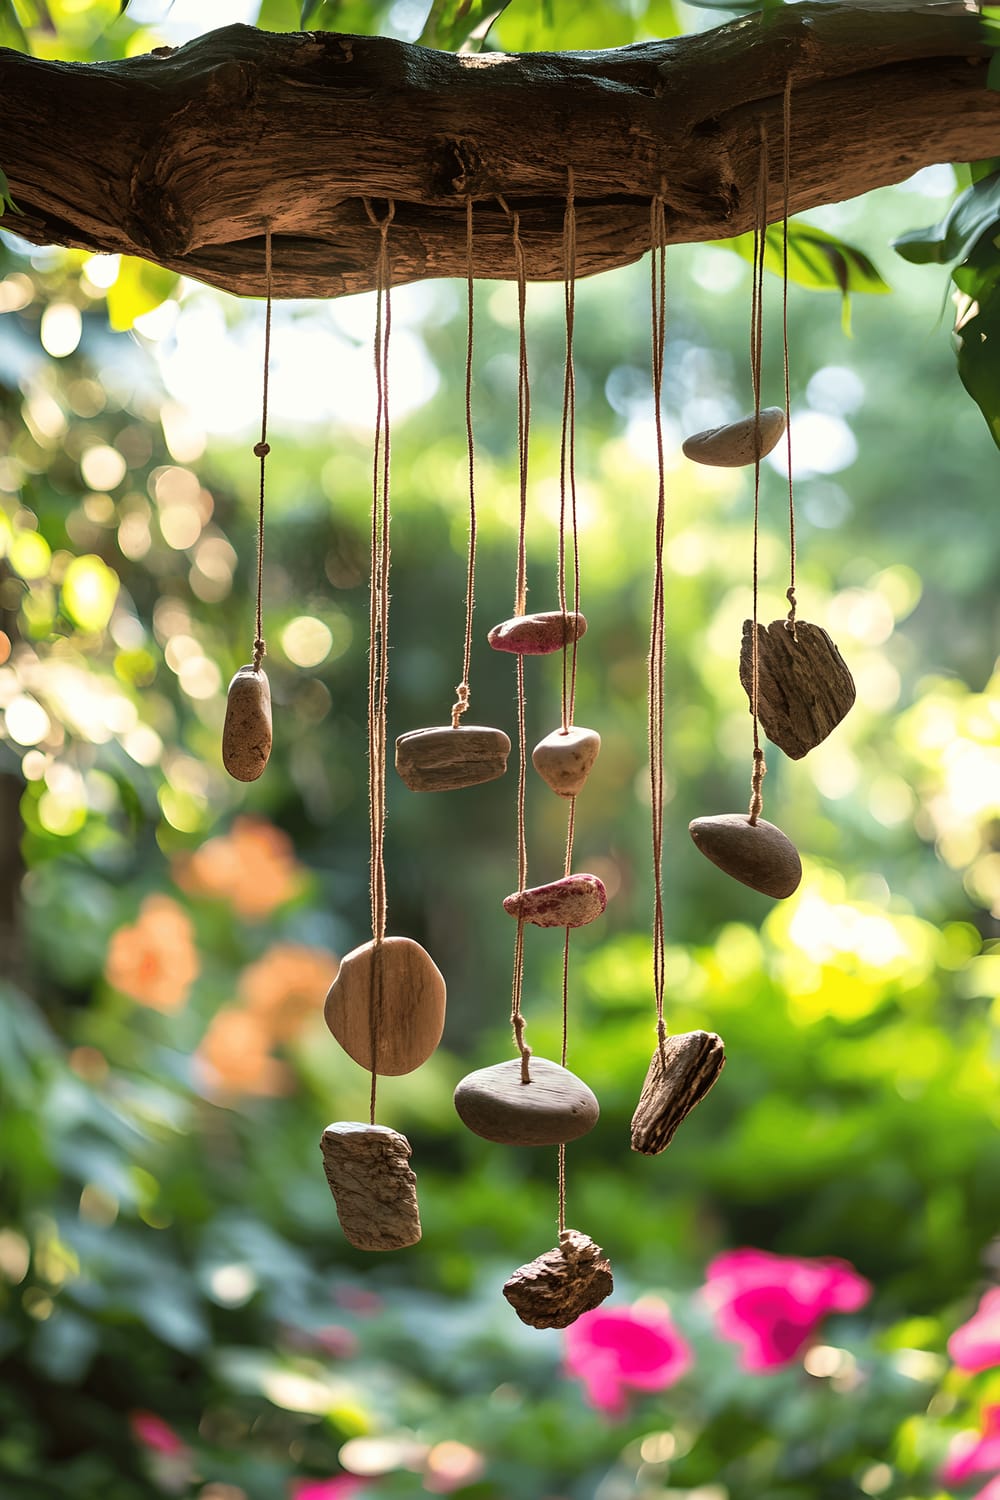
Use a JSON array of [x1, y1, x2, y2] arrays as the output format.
[[532, 725, 601, 798], [503, 1229, 614, 1330], [221, 665, 272, 782], [682, 407, 787, 467], [320, 1121, 421, 1251], [454, 1056, 600, 1145], [1, 8, 996, 299], [488, 611, 587, 656], [739, 619, 856, 759], [324, 935, 446, 1075], [630, 1030, 726, 1155], [502, 873, 607, 928], [395, 723, 511, 791], [689, 813, 802, 898]]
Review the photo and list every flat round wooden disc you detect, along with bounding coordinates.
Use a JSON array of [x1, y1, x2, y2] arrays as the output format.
[[454, 1056, 600, 1146], [689, 813, 801, 899], [395, 724, 511, 791], [324, 936, 446, 1075]]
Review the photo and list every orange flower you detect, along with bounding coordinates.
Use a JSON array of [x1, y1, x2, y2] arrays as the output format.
[[195, 1007, 292, 1098], [173, 816, 305, 920], [239, 944, 339, 1043], [105, 895, 199, 1012]]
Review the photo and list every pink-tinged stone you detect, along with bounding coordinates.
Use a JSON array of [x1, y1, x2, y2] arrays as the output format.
[[503, 873, 607, 928], [488, 611, 587, 656]]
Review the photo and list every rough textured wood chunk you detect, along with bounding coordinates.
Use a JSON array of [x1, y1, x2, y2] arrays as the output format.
[[488, 612, 587, 656], [3, 11, 996, 300], [682, 407, 787, 467], [630, 1030, 726, 1155], [532, 725, 601, 797], [320, 1122, 421, 1251], [739, 619, 856, 759], [454, 1056, 600, 1146], [324, 936, 446, 1076], [221, 665, 272, 782], [502, 873, 607, 928], [503, 1229, 613, 1329], [395, 723, 511, 791], [689, 813, 801, 899]]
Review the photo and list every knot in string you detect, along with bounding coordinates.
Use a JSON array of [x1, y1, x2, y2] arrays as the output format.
[[748, 746, 767, 825]]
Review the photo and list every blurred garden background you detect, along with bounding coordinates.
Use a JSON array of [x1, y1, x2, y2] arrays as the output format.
[[2, 1, 1000, 1497]]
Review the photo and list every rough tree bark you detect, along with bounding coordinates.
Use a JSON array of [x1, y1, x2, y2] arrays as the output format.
[[0, 3, 996, 299]]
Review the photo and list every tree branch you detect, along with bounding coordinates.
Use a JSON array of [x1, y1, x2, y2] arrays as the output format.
[[1, 4, 996, 299]]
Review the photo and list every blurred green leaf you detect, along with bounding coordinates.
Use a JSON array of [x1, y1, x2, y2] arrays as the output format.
[[720, 219, 888, 332], [105, 256, 179, 332], [954, 231, 1000, 451], [0, 0, 28, 49], [417, 0, 514, 51], [893, 169, 1000, 266], [0, 166, 22, 218]]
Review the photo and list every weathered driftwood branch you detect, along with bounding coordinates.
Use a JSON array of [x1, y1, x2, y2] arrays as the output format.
[[1, 4, 996, 299]]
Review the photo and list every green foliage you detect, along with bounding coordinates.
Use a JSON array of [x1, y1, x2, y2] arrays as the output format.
[[720, 221, 889, 332], [105, 256, 179, 333], [417, 0, 514, 51], [0, 167, 22, 218]]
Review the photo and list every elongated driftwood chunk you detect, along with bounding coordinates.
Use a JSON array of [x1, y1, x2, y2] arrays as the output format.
[[454, 1056, 599, 1146], [395, 723, 511, 791], [502, 873, 607, 928], [739, 618, 856, 759], [689, 813, 801, 899], [222, 664, 272, 781], [631, 1030, 726, 1155], [488, 611, 587, 655], [681, 407, 786, 467], [503, 1229, 613, 1329], [532, 725, 601, 797], [324, 936, 446, 1075], [320, 1121, 421, 1251]]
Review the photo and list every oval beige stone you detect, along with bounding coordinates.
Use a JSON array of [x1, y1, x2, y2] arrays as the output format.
[[689, 813, 802, 899], [681, 406, 787, 468], [222, 664, 272, 782], [395, 724, 511, 792], [324, 936, 446, 1076], [454, 1056, 599, 1146], [532, 725, 601, 797]]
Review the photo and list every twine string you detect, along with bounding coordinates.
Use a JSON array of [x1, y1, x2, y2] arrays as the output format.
[[363, 198, 395, 1123], [782, 76, 798, 636], [252, 225, 273, 671], [559, 166, 581, 733], [749, 130, 768, 827], [452, 196, 478, 727], [649, 192, 668, 1062]]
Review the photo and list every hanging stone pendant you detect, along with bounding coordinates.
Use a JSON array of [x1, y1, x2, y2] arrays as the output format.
[[222, 664, 272, 782], [454, 1056, 599, 1146], [502, 873, 607, 929], [631, 1031, 726, 1155], [395, 724, 511, 791], [739, 619, 856, 760], [324, 936, 446, 1075], [681, 407, 787, 468], [689, 813, 801, 899], [488, 611, 587, 656], [503, 1229, 613, 1329], [532, 725, 601, 797], [320, 1122, 421, 1251]]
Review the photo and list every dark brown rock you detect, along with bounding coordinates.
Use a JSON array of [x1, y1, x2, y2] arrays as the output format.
[[503, 1229, 613, 1329], [631, 1030, 726, 1155], [689, 813, 802, 899], [740, 618, 856, 759]]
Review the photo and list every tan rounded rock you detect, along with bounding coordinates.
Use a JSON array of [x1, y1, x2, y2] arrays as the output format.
[[532, 725, 601, 797], [682, 406, 787, 467], [395, 724, 511, 791], [454, 1056, 599, 1146], [222, 665, 272, 782], [324, 936, 446, 1076], [488, 611, 587, 656], [689, 813, 801, 899], [502, 873, 607, 928]]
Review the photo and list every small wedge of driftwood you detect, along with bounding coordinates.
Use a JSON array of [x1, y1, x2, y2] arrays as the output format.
[[503, 1229, 613, 1329], [740, 619, 856, 759], [320, 1122, 421, 1251], [631, 1030, 726, 1155]]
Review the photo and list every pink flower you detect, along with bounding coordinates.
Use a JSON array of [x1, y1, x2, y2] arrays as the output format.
[[564, 1302, 693, 1417], [974, 1479, 1000, 1500], [128, 1410, 189, 1457], [950, 1288, 1000, 1374], [941, 1406, 1000, 1486], [291, 1480, 370, 1500], [703, 1248, 871, 1372]]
